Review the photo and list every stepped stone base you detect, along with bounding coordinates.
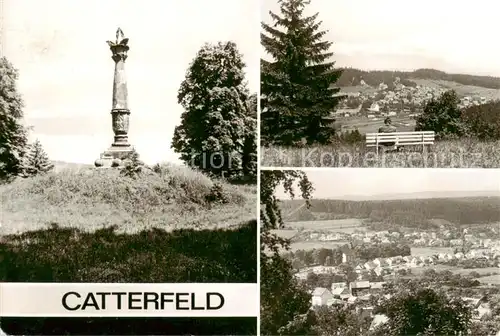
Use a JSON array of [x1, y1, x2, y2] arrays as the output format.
[[95, 145, 134, 168]]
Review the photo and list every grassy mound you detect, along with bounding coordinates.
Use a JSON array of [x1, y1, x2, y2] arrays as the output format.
[[0, 163, 256, 234], [261, 139, 500, 168]]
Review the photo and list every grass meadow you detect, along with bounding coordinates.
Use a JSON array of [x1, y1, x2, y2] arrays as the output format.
[[408, 265, 500, 277], [261, 139, 500, 168], [284, 218, 365, 230], [288, 240, 349, 252], [477, 274, 500, 285], [0, 163, 255, 234], [0, 163, 257, 335], [410, 247, 455, 257]]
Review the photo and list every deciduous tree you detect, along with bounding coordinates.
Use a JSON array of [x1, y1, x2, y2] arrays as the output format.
[[314, 305, 371, 336], [172, 41, 256, 181], [373, 287, 473, 335], [260, 170, 315, 335], [416, 90, 466, 139]]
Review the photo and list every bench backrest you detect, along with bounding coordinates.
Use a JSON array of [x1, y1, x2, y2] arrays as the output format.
[[366, 131, 435, 146]]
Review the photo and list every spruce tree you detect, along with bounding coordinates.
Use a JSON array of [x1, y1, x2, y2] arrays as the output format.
[[261, 0, 345, 146], [0, 57, 29, 181], [21, 139, 54, 177]]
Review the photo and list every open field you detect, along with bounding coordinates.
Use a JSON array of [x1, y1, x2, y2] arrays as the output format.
[[261, 139, 500, 168], [271, 229, 299, 240], [338, 115, 416, 134], [410, 79, 500, 100], [284, 218, 364, 230], [453, 268, 500, 276], [289, 240, 349, 251], [0, 163, 256, 235], [411, 247, 455, 257], [477, 274, 500, 285], [340, 76, 500, 100], [405, 265, 500, 277]]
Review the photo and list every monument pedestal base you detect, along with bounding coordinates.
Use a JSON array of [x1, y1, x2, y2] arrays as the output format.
[[100, 145, 134, 160], [95, 145, 134, 168]]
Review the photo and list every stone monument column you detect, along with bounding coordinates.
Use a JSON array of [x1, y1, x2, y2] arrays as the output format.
[[96, 28, 134, 166]]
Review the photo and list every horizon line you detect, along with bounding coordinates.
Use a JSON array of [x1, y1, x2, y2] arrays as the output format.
[[278, 191, 500, 201], [334, 65, 500, 79]]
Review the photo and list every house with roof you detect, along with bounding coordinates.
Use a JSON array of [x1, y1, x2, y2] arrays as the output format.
[[341, 246, 355, 263], [369, 314, 389, 331], [437, 253, 448, 261], [391, 256, 403, 264], [364, 261, 377, 271], [474, 305, 492, 321], [381, 237, 391, 244], [350, 281, 371, 297], [294, 272, 308, 280], [461, 296, 488, 310], [368, 102, 380, 112], [331, 287, 352, 301], [409, 257, 420, 267], [356, 306, 375, 319], [326, 297, 345, 306], [331, 282, 347, 290], [311, 287, 333, 306], [373, 258, 388, 268], [370, 282, 386, 294]]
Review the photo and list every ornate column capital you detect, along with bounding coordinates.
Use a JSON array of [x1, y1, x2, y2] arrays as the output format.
[[110, 44, 129, 63], [106, 27, 130, 63]]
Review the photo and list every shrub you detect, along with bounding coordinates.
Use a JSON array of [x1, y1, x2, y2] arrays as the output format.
[[19, 139, 54, 177], [461, 101, 500, 140], [416, 90, 467, 139], [120, 148, 143, 178], [335, 129, 365, 145]]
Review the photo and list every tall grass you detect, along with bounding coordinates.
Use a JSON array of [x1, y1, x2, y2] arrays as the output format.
[[261, 139, 500, 168], [0, 163, 256, 234], [1, 220, 257, 283]]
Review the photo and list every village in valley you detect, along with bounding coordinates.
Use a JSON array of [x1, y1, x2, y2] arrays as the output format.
[[273, 170, 500, 333], [332, 75, 497, 134]]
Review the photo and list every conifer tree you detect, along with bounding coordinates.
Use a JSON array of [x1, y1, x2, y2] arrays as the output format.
[[0, 57, 29, 181], [20, 139, 54, 177], [261, 0, 345, 146]]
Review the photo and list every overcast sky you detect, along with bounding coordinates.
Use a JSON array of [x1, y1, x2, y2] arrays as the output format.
[[2, 0, 259, 164], [262, 0, 500, 76], [274, 169, 500, 199]]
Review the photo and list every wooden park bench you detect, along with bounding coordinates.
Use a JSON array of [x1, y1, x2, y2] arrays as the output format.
[[366, 131, 435, 155]]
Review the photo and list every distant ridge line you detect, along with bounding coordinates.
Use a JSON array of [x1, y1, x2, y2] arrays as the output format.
[[279, 190, 500, 202]]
